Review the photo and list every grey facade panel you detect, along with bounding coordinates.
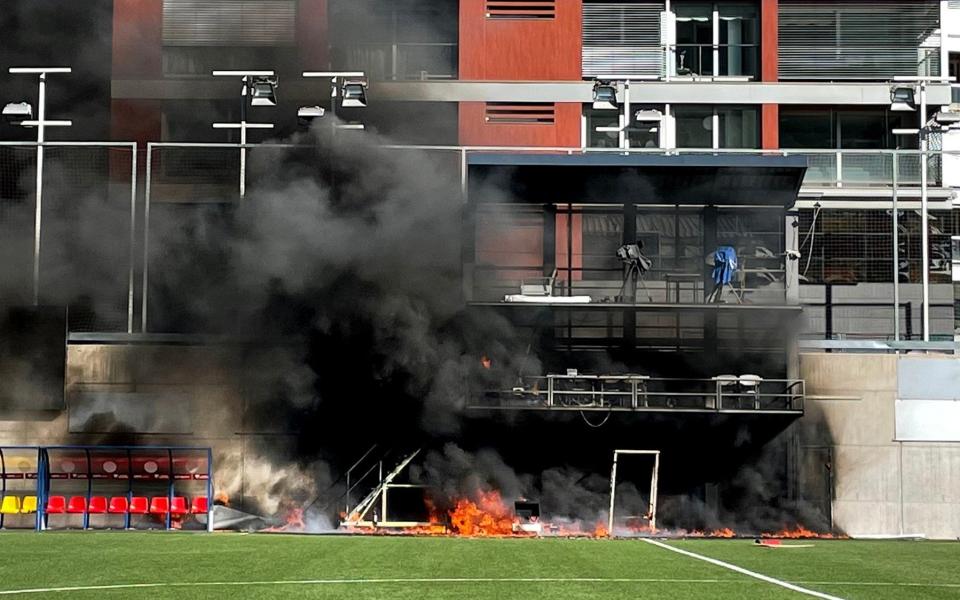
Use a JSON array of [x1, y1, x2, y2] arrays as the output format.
[[583, 1, 665, 78], [162, 0, 297, 46], [779, 0, 941, 80], [898, 357, 960, 401]]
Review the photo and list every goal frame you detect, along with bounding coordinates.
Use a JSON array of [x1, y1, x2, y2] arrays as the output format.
[[607, 449, 660, 534]]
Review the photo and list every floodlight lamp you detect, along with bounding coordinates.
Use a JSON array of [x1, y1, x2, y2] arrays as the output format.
[[890, 86, 916, 112], [933, 111, 960, 126], [341, 79, 368, 108], [297, 105, 325, 126], [2, 102, 33, 125], [592, 81, 618, 110], [250, 76, 278, 106], [634, 109, 662, 122]]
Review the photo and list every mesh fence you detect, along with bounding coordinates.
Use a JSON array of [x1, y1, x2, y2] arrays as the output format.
[[142, 144, 463, 332], [796, 208, 957, 340], [0, 144, 135, 332], [0, 146, 37, 304]]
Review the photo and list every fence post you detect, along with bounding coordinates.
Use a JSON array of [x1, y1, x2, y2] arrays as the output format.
[[892, 152, 900, 342], [141, 143, 152, 333], [128, 144, 137, 334]]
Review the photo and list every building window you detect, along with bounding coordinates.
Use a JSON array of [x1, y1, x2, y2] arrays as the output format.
[[584, 105, 664, 149], [674, 1, 758, 78], [330, 0, 458, 81], [780, 108, 920, 150], [674, 105, 759, 149]]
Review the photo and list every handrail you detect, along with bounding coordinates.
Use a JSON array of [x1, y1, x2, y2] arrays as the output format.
[[480, 375, 804, 413]]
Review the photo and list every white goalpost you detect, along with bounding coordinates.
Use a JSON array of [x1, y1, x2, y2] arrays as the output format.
[[607, 449, 660, 534]]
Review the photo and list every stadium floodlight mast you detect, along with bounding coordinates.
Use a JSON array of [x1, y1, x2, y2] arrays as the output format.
[[301, 71, 368, 133], [890, 76, 954, 341], [3, 67, 72, 305], [211, 70, 277, 199]]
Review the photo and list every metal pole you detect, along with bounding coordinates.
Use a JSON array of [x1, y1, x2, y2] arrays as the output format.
[[240, 78, 248, 199], [207, 448, 214, 533], [920, 82, 930, 341], [620, 81, 630, 150], [607, 451, 619, 533], [141, 144, 152, 332], [330, 76, 337, 131], [128, 144, 137, 334], [892, 152, 900, 341], [33, 73, 46, 306], [648, 451, 661, 516]]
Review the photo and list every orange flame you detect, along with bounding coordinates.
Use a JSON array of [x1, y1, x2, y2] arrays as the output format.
[[593, 523, 610, 538], [214, 491, 230, 507], [761, 525, 840, 539], [710, 527, 736, 538], [448, 490, 518, 536]]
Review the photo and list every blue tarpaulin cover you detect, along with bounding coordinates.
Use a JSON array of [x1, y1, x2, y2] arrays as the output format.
[[712, 246, 738, 285]]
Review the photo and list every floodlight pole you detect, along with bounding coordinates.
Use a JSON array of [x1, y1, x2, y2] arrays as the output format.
[[212, 71, 275, 199], [8, 67, 72, 305], [919, 81, 930, 341], [894, 76, 945, 341]]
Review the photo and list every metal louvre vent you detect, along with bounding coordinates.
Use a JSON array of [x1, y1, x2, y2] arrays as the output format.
[[486, 1, 556, 20], [583, 1, 665, 78], [779, 0, 941, 79], [163, 0, 297, 46], [485, 103, 556, 124]]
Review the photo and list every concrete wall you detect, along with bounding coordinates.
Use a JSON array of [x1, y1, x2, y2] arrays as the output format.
[[799, 352, 960, 538], [0, 343, 298, 513]]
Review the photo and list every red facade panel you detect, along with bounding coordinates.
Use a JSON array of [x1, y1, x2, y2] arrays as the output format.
[[459, 0, 582, 81], [111, 99, 162, 147], [112, 0, 163, 79], [297, 0, 329, 69], [762, 104, 779, 149], [760, 0, 778, 82], [459, 102, 581, 147], [761, 0, 779, 148]]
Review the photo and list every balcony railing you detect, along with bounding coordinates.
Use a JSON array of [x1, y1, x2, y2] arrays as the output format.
[[672, 43, 759, 79], [475, 374, 804, 414], [785, 150, 943, 188]]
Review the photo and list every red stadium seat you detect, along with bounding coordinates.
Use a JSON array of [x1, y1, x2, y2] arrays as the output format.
[[190, 496, 209, 514], [88, 496, 108, 514], [66, 496, 87, 514], [45, 496, 66, 514], [108, 497, 129, 514], [170, 497, 188, 515], [129, 497, 148, 515], [149, 497, 169, 514]]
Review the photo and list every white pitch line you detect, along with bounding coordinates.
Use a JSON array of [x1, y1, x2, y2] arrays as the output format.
[[799, 581, 960, 589], [641, 538, 846, 600], [0, 577, 743, 596], [1, 576, 957, 596]]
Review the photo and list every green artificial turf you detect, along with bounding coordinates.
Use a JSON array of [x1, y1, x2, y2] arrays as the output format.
[[0, 532, 955, 599]]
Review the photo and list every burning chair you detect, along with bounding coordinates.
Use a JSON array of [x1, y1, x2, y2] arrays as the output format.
[[512, 500, 542, 535]]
